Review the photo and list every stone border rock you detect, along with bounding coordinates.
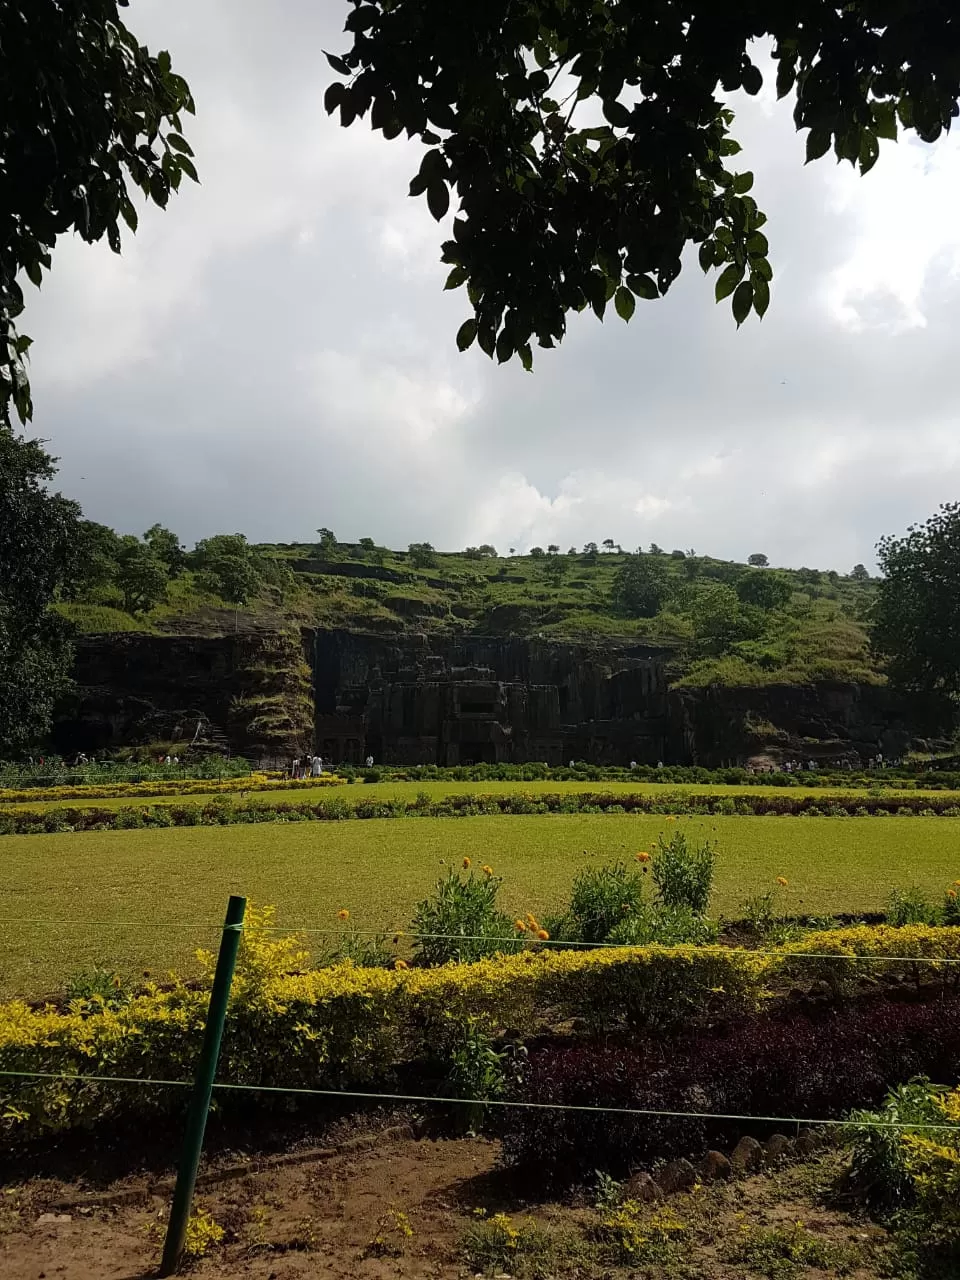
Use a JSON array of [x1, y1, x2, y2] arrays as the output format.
[[624, 1128, 827, 1201]]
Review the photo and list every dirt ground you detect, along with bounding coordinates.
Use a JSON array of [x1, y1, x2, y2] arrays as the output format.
[[0, 1127, 895, 1280]]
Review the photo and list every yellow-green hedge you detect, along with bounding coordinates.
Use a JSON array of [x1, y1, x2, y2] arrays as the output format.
[[2, 922, 959, 1141], [0, 773, 346, 805]]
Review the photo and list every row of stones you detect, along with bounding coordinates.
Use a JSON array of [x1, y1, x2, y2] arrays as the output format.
[[624, 1129, 824, 1200]]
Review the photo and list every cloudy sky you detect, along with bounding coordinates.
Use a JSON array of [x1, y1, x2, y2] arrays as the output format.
[[21, 1, 960, 571]]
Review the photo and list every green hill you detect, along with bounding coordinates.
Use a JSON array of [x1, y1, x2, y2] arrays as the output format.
[[56, 529, 879, 689]]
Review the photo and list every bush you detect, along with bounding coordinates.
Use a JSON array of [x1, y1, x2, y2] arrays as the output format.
[[651, 830, 716, 914], [562, 861, 647, 945], [845, 1078, 951, 1210], [411, 864, 521, 965], [606, 903, 719, 947], [887, 886, 938, 926]]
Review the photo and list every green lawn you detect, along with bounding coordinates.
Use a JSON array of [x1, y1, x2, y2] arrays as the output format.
[[1, 776, 951, 812], [1, 814, 958, 998]]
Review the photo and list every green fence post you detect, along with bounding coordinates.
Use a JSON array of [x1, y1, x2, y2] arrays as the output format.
[[159, 894, 246, 1276]]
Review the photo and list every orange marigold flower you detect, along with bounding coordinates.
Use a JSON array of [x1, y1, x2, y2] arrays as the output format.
[[636, 850, 651, 863], [394, 958, 408, 971], [536, 929, 549, 941], [482, 864, 494, 877], [776, 876, 789, 887], [515, 919, 528, 932], [337, 908, 350, 921], [462, 857, 472, 869], [948, 889, 958, 900]]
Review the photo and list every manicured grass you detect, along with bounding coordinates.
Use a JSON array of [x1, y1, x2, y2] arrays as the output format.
[[1, 814, 958, 997], [1, 777, 952, 812]]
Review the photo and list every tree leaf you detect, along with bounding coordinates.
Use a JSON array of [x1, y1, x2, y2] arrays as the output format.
[[698, 241, 714, 273], [746, 231, 768, 257], [426, 180, 450, 220], [614, 286, 635, 322], [324, 83, 345, 115], [805, 128, 832, 162], [627, 273, 659, 300], [859, 129, 880, 174], [323, 50, 352, 76], [732, 171, 754, 193], [119, 198, 138, 233], [741, 63, 763, 95], [518, 342, 533, 371], [495, 331, 514, 363], [732, 279, 753, 326], [25, 259, 42, 287], [444, 266, 468, 290], [166, 132, 193, 156], [872, 101, 898, 141], [456, 319, 478, 351], [602, 98, 631, 127], [715, 262, 743, 301], [178, 155, 199, 183], [775, 57, 796, 99], [752, 274, 770, 318]]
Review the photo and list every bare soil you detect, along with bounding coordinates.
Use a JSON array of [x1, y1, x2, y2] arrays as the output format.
[[0, 1128, 894, 1280]]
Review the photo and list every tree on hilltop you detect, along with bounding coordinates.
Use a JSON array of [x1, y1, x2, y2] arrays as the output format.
[[326, 0, 960, 368], [611, 550, 669, 618], [747, 553, 769, 567], [408, 541, 437, 568]]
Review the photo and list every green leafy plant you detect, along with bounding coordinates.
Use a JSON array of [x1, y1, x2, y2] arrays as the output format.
[[460, 1211, 557, 1277], [63, 965, 129, 1012], [607, 902, 719, 947], [446, 1014, 506, 1133], [845, 1078, 952, 1210], [727, 1219, 861, 1278], [652, 829, 716, 914], [412, 863, 517, 965], [887, 886, 938, 927], [564, 860, 647, 945]]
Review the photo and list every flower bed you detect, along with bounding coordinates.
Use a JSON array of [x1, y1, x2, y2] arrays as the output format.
[[2, 923, 959, 1143], [501, 997, 960, 1184], [5, 788, 960, 835]]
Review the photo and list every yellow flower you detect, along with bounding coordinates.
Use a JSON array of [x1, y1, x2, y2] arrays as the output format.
[[948, 889, 958, 900], [394, 958, 408, 971], [337, 908, 350, 921], [954, 880, 960, 887], [482, 864, 494, 877], [666, 815, 677, 822], [636, 850, 651, 863], [515, 919, 528, 932], [462, 857, 472, 870], [536, 929, 549, 941], [776, 876, 789, 887]]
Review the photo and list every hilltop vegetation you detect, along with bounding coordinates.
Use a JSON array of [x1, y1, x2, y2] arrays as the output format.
[[57, 523, 879, 688]]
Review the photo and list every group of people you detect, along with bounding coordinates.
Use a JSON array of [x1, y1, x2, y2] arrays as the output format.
[[290, 754, 324, 780]]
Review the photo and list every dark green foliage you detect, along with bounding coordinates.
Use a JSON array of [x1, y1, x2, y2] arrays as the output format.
[[748, 553, 769, 567], [846, 1079, 951, 1210], [651, 830, 716, 914], [1, 1, 195, 425], [408, 541, 437, 568], [875, 503, 960, 706], [563, 861, 648, 945], [190, 533, 263, 604], [611, 551, 668, 617], [411, 866, 517, 964], [735, 569, 793, 610], [115, 537, 168, 613], [326, 1, 960, 366], [143, 524, 185, 575], [0, 433, 80, 752]]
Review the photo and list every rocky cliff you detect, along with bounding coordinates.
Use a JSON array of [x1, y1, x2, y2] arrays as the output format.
[[51, 627, 918, 767]]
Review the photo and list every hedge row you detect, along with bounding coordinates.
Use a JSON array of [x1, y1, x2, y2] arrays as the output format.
[[503, 996, 960, 1184], [0, 773, 344, 806], [7, 789, 960, 835], [2, 924, 959, 1142]]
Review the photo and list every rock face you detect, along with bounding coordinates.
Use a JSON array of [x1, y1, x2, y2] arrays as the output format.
[[51, 626, 916, 764]]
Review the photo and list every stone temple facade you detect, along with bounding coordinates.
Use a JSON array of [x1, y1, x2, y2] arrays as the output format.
[[311, 632, 674, 766]]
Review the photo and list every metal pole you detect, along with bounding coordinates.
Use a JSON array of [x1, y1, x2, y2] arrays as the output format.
[[159, 894, 246, 1276]]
